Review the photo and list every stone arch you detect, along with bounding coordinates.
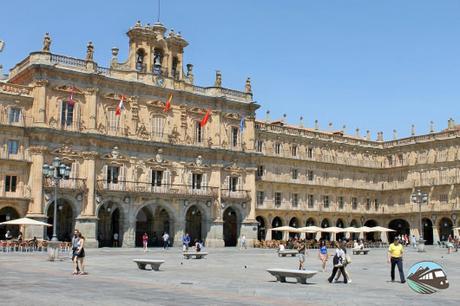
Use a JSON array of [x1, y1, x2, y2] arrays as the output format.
[[134, 202, 176, 247], [185, 204, 208, 244], [97, 200, 124, 247], [46, 197, 76, 241], [336, 218, 346, 241], [256, 216, 266, 241], [289, 217, 300, 238], [349, 219, 360, 240], [305, 217, 317, 239], [223, 206, 240, 247], [271, 216, 283, 240], [388, 219, 410, 242], [0, 206, 21, 239], [438, 217, 453, 241]]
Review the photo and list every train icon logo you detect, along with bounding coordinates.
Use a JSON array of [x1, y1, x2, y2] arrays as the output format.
[[407, 261, 449, 294]]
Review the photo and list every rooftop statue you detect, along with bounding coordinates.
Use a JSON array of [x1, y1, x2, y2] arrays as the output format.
[[42, 33, 51, 52], [86, 41, 94, 61]]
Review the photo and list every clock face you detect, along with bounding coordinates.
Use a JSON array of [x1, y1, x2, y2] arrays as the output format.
[[156, 76, 165, 87]]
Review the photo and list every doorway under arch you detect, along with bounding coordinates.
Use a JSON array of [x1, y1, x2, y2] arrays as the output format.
[[289, 217, 299, 238], [271, 216, 283, 240], [336, 218, 345, 241], [0, 206, 20, 239], [320, 219, 330, 240], [47, 199, 74, 241], [388, 219, 410, 242], [439, 217, 453, 241], [422, 218, 433, 245], [186, 205, 206, 244], [135, 205, 173, 247], [97, 203, 122, 247], [256, 216, 266, 241], [305, 217, 316, 240], [350, 219, 359, 241], [223, 207, 239, 246], [364, 219, 378, 241]]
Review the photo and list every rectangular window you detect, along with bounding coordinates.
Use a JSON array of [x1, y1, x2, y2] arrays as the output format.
[[257, 191, 264, 206], [231, 127, 239, 147], [292, 193, 299, 207], [61, 101, 74, 128], [307, 147, 313, 159], [366, 198, 371, 210], [374, 198, 379, 210], [107, 166, 120, 184], [275, 192, 282, 206], [398, 154, 404, 165], [192, 173, 203, 190], [257, 165, 264, 178], [323, 195, 329, 208], [338, 196, 344, 209], [308, 194, 314, 208], [151, 170, 163, 186], [292, 168, 298, 180], [256, 140, 263, 152], [4, 175, 17, 192], [291, 145, 297, 157], [8, 108, 21, 123], [229, 177, 238, 192], [108, 110, 118, 132], [352, 197, 358, 210], [195, 122, 203, 143], [275, 143, 281, 155], [7, 140, 19, 155], [307, 170, 314, 181], [440, 194, 448, 203], [151, 116, 165, 139], [387, 156, 393, 166]]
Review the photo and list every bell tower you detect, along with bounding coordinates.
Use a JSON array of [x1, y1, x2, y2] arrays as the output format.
[[125, 21, 188, 80]]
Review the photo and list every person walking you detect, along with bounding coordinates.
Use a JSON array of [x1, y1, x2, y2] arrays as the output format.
[[182, 233, 191, 251], [388, 237, 405, 283], [240, 235, 247, 250], [162, 232, 169, 250], [328, 241, 348, 284], [298, 243, 307, 270], [142, 232, 149, 253], [411, 235, 417, 248], [71, 229, 80, 272], [73, 232, 87, 275], [334, 241, 352, 283], [113, 232, 119, 247], [318, 240, 328, 272]]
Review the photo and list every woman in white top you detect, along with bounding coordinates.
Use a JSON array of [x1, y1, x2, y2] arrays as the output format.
[[327, 241, 348, 284]]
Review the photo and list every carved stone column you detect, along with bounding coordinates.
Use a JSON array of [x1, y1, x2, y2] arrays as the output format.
[[82, 151, 98, 216], [84, 88, 98, 132], [27, 146, 47, 216], [32, 80, 48, 126]]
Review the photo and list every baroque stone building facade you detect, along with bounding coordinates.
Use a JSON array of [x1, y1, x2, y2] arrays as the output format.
[[0, 22, 459, 247]]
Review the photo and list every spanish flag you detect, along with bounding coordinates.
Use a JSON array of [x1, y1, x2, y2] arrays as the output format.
[[164, 94, 173, 112], [200, 109, 211, 127]]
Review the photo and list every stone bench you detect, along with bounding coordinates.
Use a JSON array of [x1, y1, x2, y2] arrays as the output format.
[[267, 269, 317, 284], [183, 252, 208, 259], [352, 249, 370, 255], [277, 249, 299, 257], [133, 259, 165, 271]]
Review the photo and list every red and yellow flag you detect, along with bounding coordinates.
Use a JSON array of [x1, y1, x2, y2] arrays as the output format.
[[200, 109, 211, 127], [163, 94, 173, 112]]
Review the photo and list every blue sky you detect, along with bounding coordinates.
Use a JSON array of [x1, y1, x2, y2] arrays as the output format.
[[1, 0, 459, 139]]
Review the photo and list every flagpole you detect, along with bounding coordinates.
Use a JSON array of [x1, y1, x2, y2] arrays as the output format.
[[157, 0, 161, 22]]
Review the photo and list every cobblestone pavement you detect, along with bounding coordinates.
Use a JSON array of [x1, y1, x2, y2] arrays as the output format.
[[0, 246, 459, 305]]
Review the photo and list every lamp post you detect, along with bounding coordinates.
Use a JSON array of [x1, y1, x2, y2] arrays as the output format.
[[411, 189, 428, 252], [43, 157, 71, 241]]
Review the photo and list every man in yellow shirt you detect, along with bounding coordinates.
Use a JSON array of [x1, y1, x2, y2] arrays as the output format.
[[387, 237, 405, 283]]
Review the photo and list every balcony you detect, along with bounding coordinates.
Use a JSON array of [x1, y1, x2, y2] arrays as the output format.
[[0, 113, 33, 128], [96, 180, 218, 198], [0, 82, 33, 96], [0, 185, 31, 200], [44, 178, 87, 191], [0, 148, 30, 162], [221, 189, 250, 200]]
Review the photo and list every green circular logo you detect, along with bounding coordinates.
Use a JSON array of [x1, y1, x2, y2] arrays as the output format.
[[407, 261, 449, 294]]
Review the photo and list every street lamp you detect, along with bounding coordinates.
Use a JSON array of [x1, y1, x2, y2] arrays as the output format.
[[43, 157, 70, 241], [411, 189, 428, 252]]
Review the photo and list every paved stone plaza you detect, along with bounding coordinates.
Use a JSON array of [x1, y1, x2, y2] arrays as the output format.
[[0, 246, 459, 305]]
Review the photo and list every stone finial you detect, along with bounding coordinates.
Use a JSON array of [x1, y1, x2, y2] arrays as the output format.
[[355, 128, 360, 137], [366, 130, 371, 140], [393, 129, 397, 140], [111, 47, 119, 65], [411, 124, 415, 136], [342, 125, 346, 133], [214, 70, 222, 87], [86, 41, 94, 61], [186, 64, 194, 84], [430, 121, 435, 133], [283, 114, 287, 122], [0, 40, 5, 52], [328, 122, 333, 130], [245, 77, 252, 94], [265, 110, 270, 122], [447, 118, 455, 129], [299, 116, 304, 128], [42, 33, 51, 52], [377, 131, 383, 142], [314, 120, 319, 130]]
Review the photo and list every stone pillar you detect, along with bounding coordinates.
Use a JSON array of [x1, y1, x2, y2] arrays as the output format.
[[246, 168, 257, 220], [123, 218, 136, 248], [27, 146, 47, 216], [243, 115, 256, 151], [239, 221, 258, 247], [433, 226, 440, 244], [84, 88, 98, 132], [31, 80, 48, 126], [206, 220, 224, 247], [75, 217, 98, 248], [82, 152, 98, 216]]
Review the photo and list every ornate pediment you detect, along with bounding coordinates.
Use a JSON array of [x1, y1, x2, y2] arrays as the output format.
[[103, 92, 132, 103], [185, 155, 210, 172], [101, 146, 129, 161], [223, 112, 241, 120], [224, 160, 244, 174], [146, 99, 166, 109], [52, 144, 80, 157], [145, 149, 171, 168], [187, 106, 207, 115], [54, 85, 84, 95]]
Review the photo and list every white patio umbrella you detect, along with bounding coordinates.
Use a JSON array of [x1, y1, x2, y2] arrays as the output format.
[[343, 227, 361, 233], [270, 226, 302, 240], [297, 226, 322, 233], [0, 217, 51, 227], [320, 226, 346, 241], [370, 226, 395, 232]]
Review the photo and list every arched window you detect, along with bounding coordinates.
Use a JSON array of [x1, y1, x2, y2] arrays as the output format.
[[153, 48, 163, 75], [171, 56, 178, 79], [136, 49, 146, 72]]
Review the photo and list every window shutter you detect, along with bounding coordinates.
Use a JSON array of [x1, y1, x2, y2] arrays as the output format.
[[70, 161, 76, 179], [203, 173, 208, 187], [75, 103, 81, 130], [237, 176, 241, 191], [187, 171, 192, 188], [224, 175, 229, 190], [163, 170, 171, 187], [119, 165, 125, 190], [103, 165, 108, 188], [59, 100, 64, 127]]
